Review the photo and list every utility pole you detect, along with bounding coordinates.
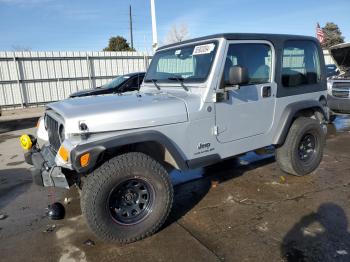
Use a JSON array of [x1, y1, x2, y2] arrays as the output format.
[[129, 5, 134, 50], [150, 0, 158, 51]]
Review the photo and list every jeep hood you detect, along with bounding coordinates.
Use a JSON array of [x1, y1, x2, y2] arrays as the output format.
[[47, 92, 188, 133], [330, 43, 350, 71]]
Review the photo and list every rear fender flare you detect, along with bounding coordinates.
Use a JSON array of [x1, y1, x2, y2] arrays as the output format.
[[273, 100, 328, 145]]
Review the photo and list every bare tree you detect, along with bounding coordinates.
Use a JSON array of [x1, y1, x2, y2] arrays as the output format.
[[165, 23, 190, 44]]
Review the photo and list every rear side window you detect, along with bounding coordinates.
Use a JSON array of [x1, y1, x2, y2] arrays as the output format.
[[282, 41, 321, 87], [224, 43, 272, 85]]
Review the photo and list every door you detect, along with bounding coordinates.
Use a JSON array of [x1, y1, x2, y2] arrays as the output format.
[[215, 41, 276, 143]]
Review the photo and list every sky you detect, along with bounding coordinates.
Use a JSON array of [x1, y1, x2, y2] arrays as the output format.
[[0, 0, 349, 52]]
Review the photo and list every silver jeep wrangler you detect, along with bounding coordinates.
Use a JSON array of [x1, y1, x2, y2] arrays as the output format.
[[22, 33, 328, 243]]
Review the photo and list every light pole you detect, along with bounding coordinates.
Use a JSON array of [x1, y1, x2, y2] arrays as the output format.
[[150, 0, 158, 51], [129, 5, 134, 50]]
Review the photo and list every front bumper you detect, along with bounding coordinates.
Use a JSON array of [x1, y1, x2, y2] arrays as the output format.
[[328, 94, 350, 114], [24, 145, 70, 189]]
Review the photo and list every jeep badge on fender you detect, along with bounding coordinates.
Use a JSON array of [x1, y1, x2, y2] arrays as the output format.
[[198, 142, 211, 150]]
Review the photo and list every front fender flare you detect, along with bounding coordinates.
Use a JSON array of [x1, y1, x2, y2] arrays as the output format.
[[70, 131, 188, 173]]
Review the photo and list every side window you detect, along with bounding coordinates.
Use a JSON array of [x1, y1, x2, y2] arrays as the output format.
[[282, 40, 321, 87], [224, 43, 272, 85], [124, 77, 139, 91]]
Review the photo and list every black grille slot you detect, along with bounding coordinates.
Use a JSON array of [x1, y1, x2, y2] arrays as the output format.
[[333, 82, 350, 89], [332, 90, 349, 98], [46, 115, 61, 152]]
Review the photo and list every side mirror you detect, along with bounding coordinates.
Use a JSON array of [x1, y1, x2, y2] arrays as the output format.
[[228, 66, 249, 86]]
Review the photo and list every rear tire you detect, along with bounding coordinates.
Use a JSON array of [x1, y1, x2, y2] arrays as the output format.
[[276, 117, 325, 176], [81, 152, 173, 243]]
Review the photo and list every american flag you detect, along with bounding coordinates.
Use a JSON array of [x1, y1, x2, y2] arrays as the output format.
[[316, 23, 325, 43]]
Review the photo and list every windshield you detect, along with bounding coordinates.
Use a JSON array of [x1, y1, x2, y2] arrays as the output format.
[[145, 41, 218, 83], [102, 75, 130, 89]]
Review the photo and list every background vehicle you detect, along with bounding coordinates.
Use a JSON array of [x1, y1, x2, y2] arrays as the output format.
[[69, 72, 145, 98], [327, 43, 350, 122], [22, 33, 328, 244], [326, 64, 339, 78]]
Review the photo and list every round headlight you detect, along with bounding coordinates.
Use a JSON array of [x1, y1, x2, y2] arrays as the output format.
[[59, 124, 65, 143]]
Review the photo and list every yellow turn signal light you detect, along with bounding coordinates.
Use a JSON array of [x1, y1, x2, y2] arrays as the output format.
[[58, 145, 69, 162], [80, 153, 90, 167], [20, 134, 33, 150]]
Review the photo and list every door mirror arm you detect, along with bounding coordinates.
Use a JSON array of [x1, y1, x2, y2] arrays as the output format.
[[224, 85, 240, 92]]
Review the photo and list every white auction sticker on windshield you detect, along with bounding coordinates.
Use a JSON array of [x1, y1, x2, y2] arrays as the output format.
[[192, 43, 215, 55], [175, 49, 181, 55]]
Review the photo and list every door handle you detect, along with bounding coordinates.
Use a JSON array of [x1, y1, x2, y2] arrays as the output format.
[[262, 86, 271, 98]]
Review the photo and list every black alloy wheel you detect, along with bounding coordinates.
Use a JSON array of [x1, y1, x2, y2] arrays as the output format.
[[298, 134, 317, 163], [108, 178, 154, 225]]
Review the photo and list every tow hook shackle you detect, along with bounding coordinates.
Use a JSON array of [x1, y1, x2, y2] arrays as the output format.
[[20, 134, 37, 150]]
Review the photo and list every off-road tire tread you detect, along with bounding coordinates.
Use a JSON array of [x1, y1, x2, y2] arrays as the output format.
[[276, 117, 325, 176], [81, 152, 173, 244]]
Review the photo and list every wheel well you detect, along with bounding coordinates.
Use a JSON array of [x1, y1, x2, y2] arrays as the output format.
[[103, 141, 180, 171], [319, 95, 327, 106], [293, 106, 326, 123], [274, 104, 327, 146], [294, 108, 317, 119]]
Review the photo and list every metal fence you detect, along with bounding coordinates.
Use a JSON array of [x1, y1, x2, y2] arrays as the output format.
[[323, 50, 335, 65], [0, 51, 152, 108]]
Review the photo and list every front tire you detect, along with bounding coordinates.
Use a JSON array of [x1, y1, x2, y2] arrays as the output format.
[[81, 152, 173, 243], [276, 117, 325, 176]]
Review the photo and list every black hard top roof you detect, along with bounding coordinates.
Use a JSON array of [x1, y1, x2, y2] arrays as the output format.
[[158, 33, 317, 50]]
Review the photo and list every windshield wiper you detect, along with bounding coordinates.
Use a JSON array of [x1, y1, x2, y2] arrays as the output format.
[[167, 76, 189, 91], [149, 79, 161, 90]]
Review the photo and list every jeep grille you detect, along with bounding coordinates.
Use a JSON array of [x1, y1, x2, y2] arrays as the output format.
[[46, 114, 61, 152]]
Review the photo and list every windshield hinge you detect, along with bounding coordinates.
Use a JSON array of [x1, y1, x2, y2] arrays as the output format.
[[213, 126, 218, 136], [212, 92, 217, 102]]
